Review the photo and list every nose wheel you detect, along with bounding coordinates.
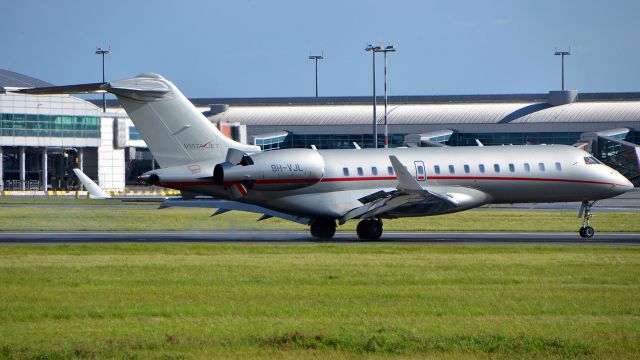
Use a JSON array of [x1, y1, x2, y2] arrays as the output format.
[[357, 219, 383, 241], [578, 201, 596, 238]]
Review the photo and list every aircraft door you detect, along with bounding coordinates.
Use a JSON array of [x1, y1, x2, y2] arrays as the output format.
[[414, 161, 426, 181]]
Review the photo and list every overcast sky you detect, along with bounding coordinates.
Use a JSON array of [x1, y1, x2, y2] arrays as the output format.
[[3, 0, 639, 98]]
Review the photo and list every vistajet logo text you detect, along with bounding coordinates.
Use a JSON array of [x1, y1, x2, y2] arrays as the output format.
[[184, 141, 219, 150]]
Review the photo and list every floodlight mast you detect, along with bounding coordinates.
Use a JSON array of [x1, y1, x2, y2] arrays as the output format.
[[554, 48, 571, 91], [95, 46, 111, 112], [308, 52, 324, 98], [365, 44, 381, 148], [374, 44, 396, 148]]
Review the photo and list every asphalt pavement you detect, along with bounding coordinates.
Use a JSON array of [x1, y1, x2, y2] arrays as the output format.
[[0, 231, 638, 245]]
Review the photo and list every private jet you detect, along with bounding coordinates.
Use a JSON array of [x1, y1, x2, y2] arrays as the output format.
[[17, 73, 634, 240]]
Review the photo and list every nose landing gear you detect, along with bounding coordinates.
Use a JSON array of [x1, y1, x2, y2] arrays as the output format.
[[356, 218, 383, 241], [578, 201, 596, 238]]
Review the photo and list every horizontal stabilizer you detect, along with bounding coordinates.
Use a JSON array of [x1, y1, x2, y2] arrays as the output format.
[[13, 80, 171, 97], [15, 82, 108, 95]]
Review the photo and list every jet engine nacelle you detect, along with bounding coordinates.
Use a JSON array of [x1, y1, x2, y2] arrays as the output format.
[[214, 149, 325, 191]]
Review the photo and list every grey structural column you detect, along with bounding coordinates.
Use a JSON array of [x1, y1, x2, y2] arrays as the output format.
[[0, 146, 3, 191], [78, 148, 84, 172], [41, 147, 48, 192], [19, 146, 25, 191], [78, 148, 84, 190]]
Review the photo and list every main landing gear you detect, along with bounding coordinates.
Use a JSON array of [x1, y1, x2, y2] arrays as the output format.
[[579, 201, 596, 239], [356, 218, 383, 241], [309, 218, 384, 241], [310, 219, 336, 240]]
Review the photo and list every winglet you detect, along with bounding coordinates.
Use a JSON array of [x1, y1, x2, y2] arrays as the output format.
[[475, 139, 484, 146], [389, 156, 423, 192], [72, 168, 111, 199]]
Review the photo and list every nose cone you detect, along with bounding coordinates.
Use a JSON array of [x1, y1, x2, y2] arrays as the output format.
[[610, 172, 634, 195]]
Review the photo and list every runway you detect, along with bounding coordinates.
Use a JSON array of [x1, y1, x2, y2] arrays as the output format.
[[1, 231, 639, 245]]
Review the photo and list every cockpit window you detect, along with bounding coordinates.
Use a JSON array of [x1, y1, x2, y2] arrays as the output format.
[[584, 156, 602, 165]]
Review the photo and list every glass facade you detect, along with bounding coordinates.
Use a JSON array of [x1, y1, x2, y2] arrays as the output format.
[[126, 124, 640, 151], [0, 113, 100, 138], [265, 133, 406, 150], [129, 126, 141, 140], [627, 131, 640, 145], [253, 131, 593, 150], [429, 134, 452, 143], [447, 132, 583, 146], [254, 133, 288, 150]]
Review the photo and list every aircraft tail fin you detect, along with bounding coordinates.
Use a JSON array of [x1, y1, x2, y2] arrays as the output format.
[[16, 73, 260, 168]]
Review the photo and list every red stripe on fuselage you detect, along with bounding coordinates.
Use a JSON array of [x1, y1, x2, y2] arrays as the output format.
[[427, 175, 621, 186], [157, 175, 625, 188]]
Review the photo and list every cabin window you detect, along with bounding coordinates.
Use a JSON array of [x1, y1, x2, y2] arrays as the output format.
[[524, 163, 531, 172], [343, 167, 349, 176], [371, 167, 378, 175], [464, 164, 470, 173], [417, 165, 425, 175], [448, 165, 455, 173], [434, 165, 441, 174], [494, 164, 500, 173], [555, 162, 562, 171], [357, 167, 364, 176], [479, 164, 486, 173], [539, 163, 546, 171], [508, 163, 515, 172], [584, 156, 602, 165], [388, 166, 394, 175]]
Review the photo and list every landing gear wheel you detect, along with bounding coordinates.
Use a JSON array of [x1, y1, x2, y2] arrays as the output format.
[[579, 226, 595, 239], [356, 219, 383, 241], [578, 201, 597, 239], [310, 219, 336, 240]]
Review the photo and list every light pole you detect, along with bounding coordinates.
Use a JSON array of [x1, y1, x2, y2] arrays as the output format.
[[554, 48, 570, 91], [374, 44, 396, 148], [95, 46, 111, 112], [365, 44, 381, 148], [308, 52, 324, 98]]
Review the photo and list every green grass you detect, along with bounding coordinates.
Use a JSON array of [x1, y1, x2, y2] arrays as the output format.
[[0, 204, 639, 232], [0, 197, 145, 205], [0, 244, 639, 358]]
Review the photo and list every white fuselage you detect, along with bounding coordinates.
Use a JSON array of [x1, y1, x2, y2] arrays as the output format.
[[21, 73, 633, 226], [155, 145, 633, 219]]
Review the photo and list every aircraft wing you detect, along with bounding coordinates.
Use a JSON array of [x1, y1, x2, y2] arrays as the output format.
[[339, 155, 459, 224], [74, 168, 309, 224], [159, 198, 311, 225]]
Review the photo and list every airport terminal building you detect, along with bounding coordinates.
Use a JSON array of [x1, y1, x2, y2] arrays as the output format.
[[1, 68, 639, 191]]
